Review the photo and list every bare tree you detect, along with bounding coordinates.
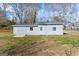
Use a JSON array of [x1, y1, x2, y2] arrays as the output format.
[[10, 4, 38, 24], [11, 3, 25, 24], [53, 16, 64, 22], [24, 6, 38, 24]]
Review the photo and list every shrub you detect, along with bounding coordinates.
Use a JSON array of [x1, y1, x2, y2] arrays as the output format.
[[3, 44, 16, 55]]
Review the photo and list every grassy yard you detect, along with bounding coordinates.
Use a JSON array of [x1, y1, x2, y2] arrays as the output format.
[[0, 30, 79, 55]]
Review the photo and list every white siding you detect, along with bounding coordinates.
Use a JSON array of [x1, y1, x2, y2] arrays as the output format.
[[26, 25, 63, 35], [13, 27, 27, 36], [13, 25, 63, 36], [26, 27, 39, 35]]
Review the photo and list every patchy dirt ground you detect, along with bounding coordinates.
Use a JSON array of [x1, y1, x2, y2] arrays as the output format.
[[0, 40, 8, 56], [0, 31, 79, 56], [12, 36, 79, 56], [12, 41, 79, 56]]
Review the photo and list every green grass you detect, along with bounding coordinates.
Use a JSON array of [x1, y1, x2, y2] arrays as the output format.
[[56, 36, 79, 47], [3, 44, 16, 55]]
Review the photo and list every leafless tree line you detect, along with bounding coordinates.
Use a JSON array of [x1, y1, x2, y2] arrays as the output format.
[[0, 3, 79, 30]]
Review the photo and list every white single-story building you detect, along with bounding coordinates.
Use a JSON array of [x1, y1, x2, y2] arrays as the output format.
[[12, 22, 63, 37]]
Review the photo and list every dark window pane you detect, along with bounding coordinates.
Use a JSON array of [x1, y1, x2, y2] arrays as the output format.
[[30, 27, 33, 31], [40, 27, 42, 31], [53, 27, 56, 31]]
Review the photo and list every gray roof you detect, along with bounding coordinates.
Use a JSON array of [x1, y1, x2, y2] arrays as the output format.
[[12, 22, 63, 27], [12, 25, 38, 27], [38, 22, 63, 25]]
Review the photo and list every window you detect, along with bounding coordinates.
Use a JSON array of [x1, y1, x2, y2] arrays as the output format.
[[30, 27, 33, 31], [53, 27, 56, 31], [40, 27, 43, 31]]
